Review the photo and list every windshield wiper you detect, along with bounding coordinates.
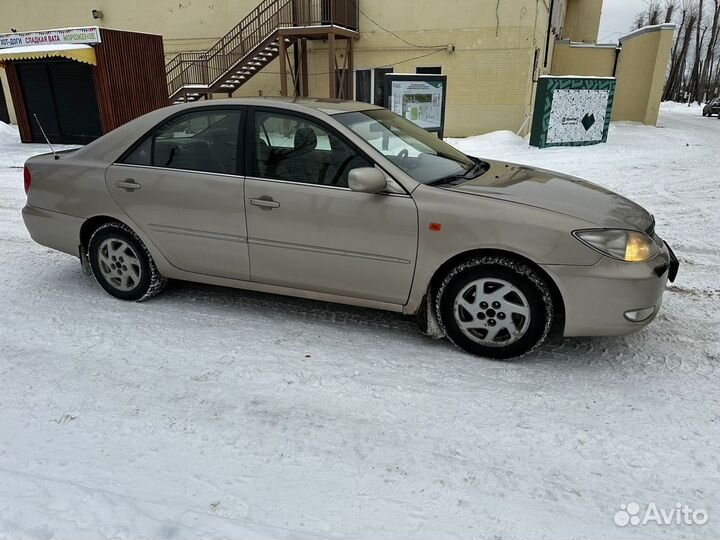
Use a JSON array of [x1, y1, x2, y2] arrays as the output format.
[[427, 161, 486, 186], [426, 172, 469, 186]]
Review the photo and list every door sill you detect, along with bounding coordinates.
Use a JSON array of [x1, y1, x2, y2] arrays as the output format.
[[161, 267, 406, 313]]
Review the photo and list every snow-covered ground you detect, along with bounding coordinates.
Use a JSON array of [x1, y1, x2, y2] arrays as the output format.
[[0, 103, 718, 540]]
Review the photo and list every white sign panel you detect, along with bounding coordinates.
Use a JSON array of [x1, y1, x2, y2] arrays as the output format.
[[390, 80, 444, 130], [546, 89, 609, 144], [0, 27, 101, 49]]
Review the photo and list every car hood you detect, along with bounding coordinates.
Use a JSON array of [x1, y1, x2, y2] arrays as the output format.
[[449, 159, 654, 231]]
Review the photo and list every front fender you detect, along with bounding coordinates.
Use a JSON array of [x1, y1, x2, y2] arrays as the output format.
[[404, 185, 601, 314]]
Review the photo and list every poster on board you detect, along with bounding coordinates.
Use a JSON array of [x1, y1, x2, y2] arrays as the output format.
[[530, 76, 616, 148], [384, 74, 447, 137]]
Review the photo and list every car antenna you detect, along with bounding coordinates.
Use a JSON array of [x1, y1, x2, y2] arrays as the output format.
[[33, 113, 59, 160]]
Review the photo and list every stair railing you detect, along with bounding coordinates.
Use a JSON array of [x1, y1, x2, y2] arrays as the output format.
[[166, 0, 360, 97]]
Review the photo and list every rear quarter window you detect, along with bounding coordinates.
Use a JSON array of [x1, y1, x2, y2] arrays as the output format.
[[122, 137, 151, 166]]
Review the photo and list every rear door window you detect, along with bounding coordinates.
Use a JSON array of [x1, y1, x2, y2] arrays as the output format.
[[121, 109, 243, 175]]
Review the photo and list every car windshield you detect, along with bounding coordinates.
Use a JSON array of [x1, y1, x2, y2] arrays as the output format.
[[335, 108, 482, 184]]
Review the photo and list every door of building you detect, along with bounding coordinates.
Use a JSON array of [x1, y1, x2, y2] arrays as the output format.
[[16, 58, 102, 144]]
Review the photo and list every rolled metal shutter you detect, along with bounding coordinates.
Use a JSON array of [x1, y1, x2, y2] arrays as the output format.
[[48, 61, 102, 144]]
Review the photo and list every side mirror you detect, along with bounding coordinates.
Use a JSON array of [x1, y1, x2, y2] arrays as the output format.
[[348, 167, 387, 194]]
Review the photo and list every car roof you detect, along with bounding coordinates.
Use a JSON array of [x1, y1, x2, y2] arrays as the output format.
[[68, 97, 384, 164], [175, 97, 384, 116]]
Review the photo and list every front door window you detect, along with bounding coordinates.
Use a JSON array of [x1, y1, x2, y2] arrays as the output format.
[[253, 110, 372, 187]]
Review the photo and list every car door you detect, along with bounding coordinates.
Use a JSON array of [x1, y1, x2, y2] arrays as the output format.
[[244, 107, 418, 305], [106, 107, 250, 280]]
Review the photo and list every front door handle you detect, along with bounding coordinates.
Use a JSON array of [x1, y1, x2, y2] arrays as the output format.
[[116, 179, 141, 192], [249, 197, 280, 210]]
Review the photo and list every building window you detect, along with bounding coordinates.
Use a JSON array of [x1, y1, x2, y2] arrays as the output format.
[[416, 66, 442, 75], [355, 69, 372, 103], [373, 67, 393, 106], [354, 67, 394, 106]]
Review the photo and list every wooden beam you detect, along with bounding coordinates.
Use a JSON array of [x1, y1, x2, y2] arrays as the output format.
[[5, 63, 32, 142], [293, 40, 301, 96], [279, 34, 288, 97], [285, 42, 298, 96], [278, 26, 359, 40], [347, 38, 354, 100], [301, 39, 309, 97], [328, 32, 336, 98]]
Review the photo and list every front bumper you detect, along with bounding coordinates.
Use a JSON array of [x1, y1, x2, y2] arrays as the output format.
[[542, 241, 678, 337]]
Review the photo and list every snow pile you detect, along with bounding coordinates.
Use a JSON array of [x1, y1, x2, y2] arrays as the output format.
[[0, 107, 719, 540], [0, 120, 18, 142], [661, 100, 703, 112], [446, 129, 527, 157], [0, 122, 76, 169]]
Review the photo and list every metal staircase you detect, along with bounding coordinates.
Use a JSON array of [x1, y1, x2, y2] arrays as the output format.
[[166, 0, 359, 104]]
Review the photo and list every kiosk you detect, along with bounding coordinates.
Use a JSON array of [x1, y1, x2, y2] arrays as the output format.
[[0, 27, 168, 144]]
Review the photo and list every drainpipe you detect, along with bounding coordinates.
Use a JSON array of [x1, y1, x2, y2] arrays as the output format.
[[612, 45, 620, 77], [544, 0, 556, 68]]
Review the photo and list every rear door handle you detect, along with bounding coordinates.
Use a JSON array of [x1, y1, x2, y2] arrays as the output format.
[[249, 197, 280, 209], [116, 179, 141, 192]]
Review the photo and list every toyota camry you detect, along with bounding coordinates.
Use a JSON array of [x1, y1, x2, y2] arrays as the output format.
[[22, 98, 679, 359]]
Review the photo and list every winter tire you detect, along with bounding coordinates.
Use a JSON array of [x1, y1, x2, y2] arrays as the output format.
[[88, 222, 167, 301], [436, 256, 553, 359]]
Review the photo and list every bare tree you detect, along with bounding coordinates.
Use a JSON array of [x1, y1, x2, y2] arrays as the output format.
[[634, 0, 720, 102], [689, 0, 705, 102], [634, 1, 663, 28], [650, 2, 664, 24], [665, 0, 684, 100], [699, 0, 720, 99], [664, 3, 698, 101], [634, 11, 648, 29], [665, 0, 677, 22]]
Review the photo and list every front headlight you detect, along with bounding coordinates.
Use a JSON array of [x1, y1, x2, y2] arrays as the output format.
[[573, 229, 659, 262]]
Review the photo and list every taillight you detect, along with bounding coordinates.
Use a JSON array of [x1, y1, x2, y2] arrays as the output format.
[[23, 165, 31, 194]]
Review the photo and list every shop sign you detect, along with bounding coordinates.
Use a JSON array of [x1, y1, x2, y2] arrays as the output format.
[[0, 27, 101, 49]]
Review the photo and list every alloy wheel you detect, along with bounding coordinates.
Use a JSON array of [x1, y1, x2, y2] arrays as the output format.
[[97, 237, 143, 292], [453, 278, 531, 347]]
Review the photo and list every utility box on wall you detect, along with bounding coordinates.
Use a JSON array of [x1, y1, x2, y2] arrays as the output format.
[[530, 76, 616, 148]]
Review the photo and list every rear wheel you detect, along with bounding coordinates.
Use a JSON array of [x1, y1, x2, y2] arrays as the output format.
[[88, 222, 166, 301], [436, 256, 553, 359]]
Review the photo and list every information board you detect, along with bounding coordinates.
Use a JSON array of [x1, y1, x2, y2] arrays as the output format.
[[384, 74, 447, 137]]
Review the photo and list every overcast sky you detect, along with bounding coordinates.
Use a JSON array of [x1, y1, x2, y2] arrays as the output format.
[[598, 0, 652, 43]]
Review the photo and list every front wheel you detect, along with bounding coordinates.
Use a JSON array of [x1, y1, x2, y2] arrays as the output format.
[[88, 222, 167, 301], [435, 256, 554, 359]]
